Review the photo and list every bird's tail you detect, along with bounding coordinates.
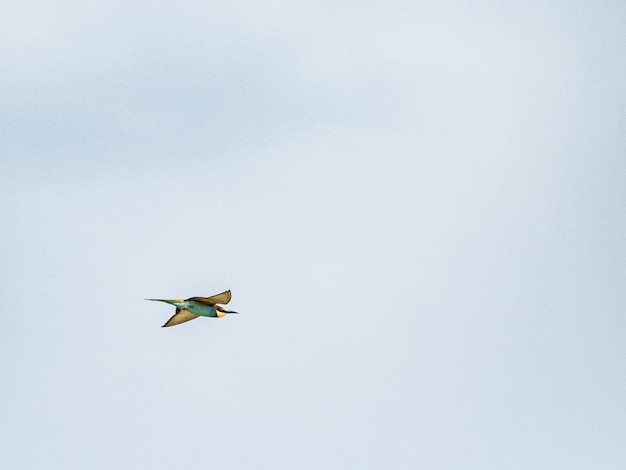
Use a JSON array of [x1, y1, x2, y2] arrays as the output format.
[[145, 298, 183, 305]]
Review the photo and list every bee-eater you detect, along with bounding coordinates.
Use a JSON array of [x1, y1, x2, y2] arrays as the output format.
[[146, 290, 238, 327]]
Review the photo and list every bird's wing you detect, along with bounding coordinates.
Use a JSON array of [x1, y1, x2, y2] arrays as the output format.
[[188, 290, 231, 305], [162, 308, 200, 328]]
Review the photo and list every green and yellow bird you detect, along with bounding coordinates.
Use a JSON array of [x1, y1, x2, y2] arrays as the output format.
[[146, 290, 238, 327]]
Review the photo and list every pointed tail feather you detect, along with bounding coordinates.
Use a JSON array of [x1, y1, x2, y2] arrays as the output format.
[[146, 298, 182, 305]]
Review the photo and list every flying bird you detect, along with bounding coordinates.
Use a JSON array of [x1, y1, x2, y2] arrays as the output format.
[[146, 290, 238, 327]]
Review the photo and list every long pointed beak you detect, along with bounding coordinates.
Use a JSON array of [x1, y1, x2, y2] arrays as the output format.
[[226, 310, 239, 314]]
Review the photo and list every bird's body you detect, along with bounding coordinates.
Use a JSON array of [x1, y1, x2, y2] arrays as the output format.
[[146, 290, 237, 327]]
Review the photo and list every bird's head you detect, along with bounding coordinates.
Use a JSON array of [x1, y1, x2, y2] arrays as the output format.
[[216, 304, 239, 317]]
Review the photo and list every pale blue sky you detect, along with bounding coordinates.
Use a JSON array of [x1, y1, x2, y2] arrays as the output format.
[[1, 1, 625, 468]]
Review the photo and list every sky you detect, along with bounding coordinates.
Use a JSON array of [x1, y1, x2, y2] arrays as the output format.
[[1, 1, 625, 468]]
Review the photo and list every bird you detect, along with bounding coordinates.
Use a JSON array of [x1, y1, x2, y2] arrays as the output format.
[[146, 290, 238, 327]]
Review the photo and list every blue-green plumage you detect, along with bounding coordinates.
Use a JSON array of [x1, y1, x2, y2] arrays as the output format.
[[178, 300, 218, 317], [146, 290, 238, 327], [148, 299, 220, 316]]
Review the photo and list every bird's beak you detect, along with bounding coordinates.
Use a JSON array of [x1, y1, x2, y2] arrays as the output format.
[[227, 310, 239, 314]]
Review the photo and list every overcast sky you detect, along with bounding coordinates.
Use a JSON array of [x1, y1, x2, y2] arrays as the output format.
[[1, 1, 625, 468]]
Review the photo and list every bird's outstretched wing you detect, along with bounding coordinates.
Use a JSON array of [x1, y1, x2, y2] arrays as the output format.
[[162, 308, 200, 328], [188, 290, 231, 306]]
